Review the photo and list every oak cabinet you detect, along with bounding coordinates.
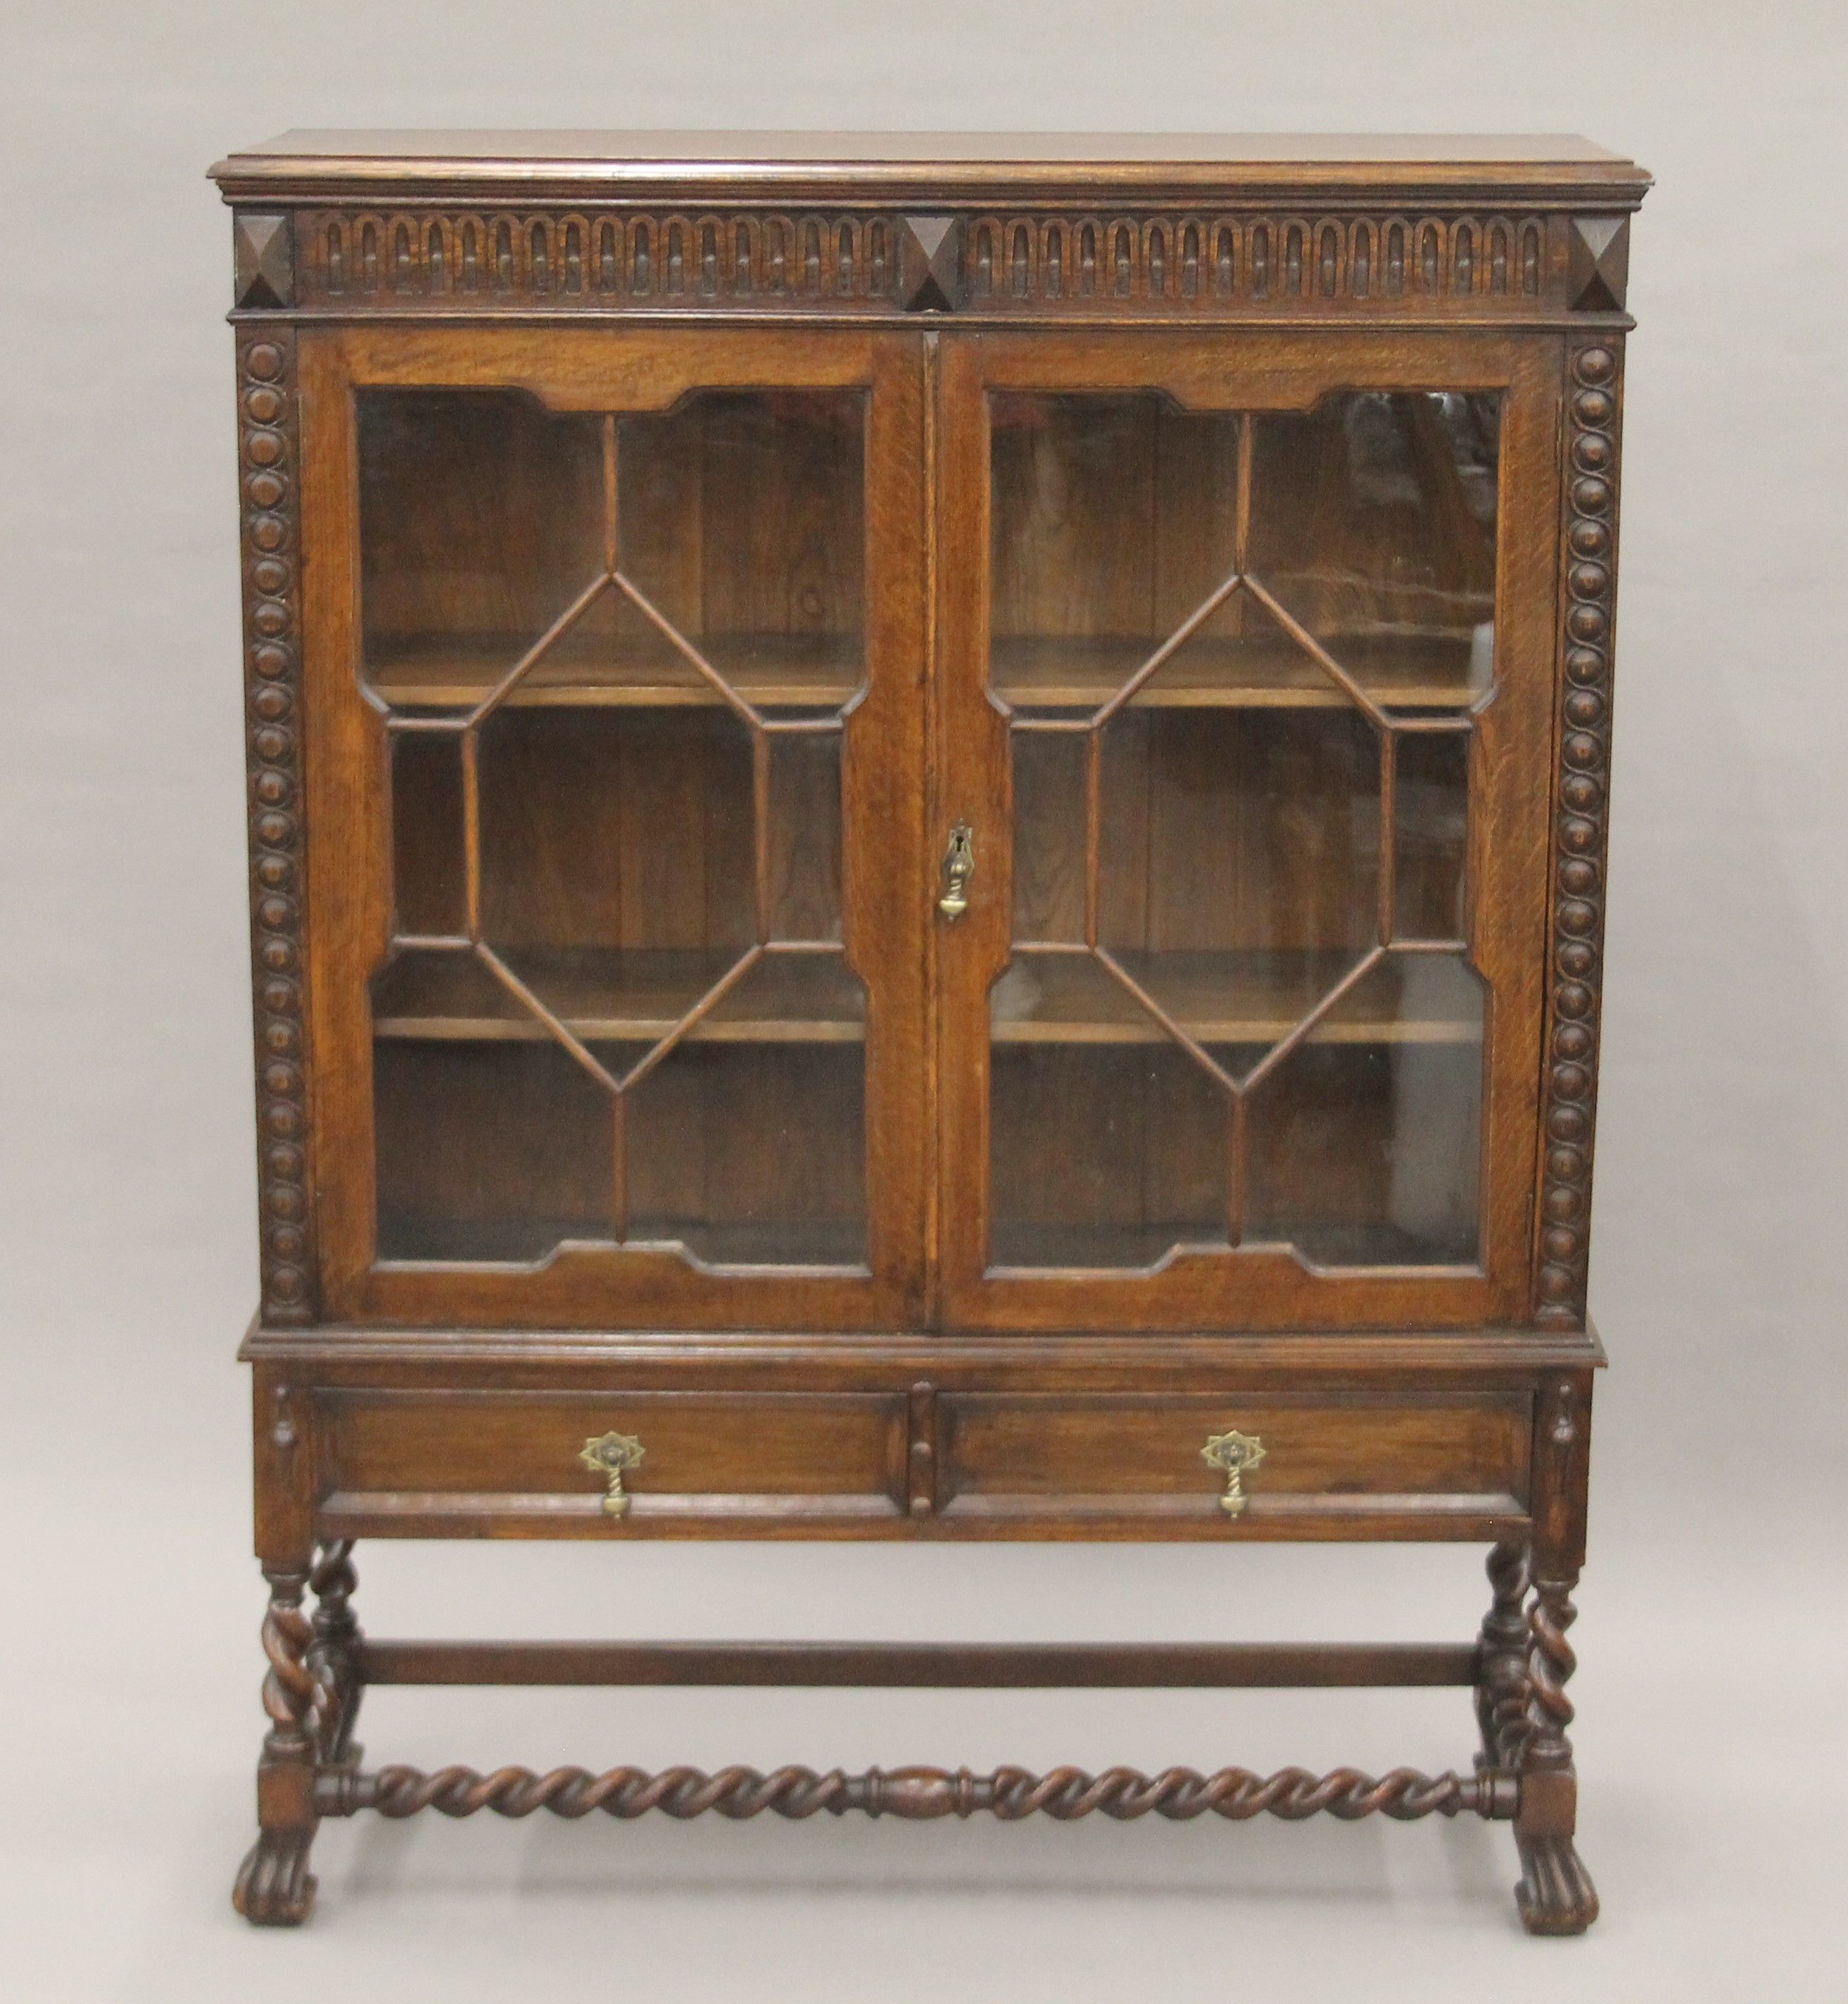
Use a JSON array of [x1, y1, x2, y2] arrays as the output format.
[[213, 131, 1646, 1933]]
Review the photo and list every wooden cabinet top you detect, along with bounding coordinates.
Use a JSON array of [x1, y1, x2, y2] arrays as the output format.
[[210, 130, 1649, 207], [212, 134, 1646, 321]]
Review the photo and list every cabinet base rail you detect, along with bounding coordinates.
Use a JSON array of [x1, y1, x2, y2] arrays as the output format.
[[316, 1759, 1519, 1822], [353, 1637, 1481, 1688], [325, 1636, 1513, 1825]]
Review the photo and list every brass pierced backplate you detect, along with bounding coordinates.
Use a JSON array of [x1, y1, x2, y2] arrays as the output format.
[[1201, 1429, 1266, 1517], [580, 1431, 645, 1516]]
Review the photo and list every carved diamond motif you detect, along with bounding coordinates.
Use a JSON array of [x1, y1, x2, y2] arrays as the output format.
[[897, 215, 963, 312], [1566, 217, 1628, 312], [234, 212, 295, 310]]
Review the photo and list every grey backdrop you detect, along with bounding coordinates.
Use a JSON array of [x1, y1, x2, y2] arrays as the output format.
[[2, 2, 1843, 1998]]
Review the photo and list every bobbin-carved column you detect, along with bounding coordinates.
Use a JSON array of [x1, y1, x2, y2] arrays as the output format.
[[237, 323, 316, 1326], [1536, 338, 1625, 1328], [1514, 1372, 1596, 1934]]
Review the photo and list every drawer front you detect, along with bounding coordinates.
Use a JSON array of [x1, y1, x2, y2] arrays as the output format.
[[939, 1393, 1531, 1535], [319, 1390, 909, 1535]]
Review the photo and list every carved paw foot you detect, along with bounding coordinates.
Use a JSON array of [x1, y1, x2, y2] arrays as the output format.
[[1514, 1832, 1598, 1935], [233, 1829, 317, 1927]]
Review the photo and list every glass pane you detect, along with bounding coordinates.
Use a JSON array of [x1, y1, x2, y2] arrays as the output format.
[[989, 1042, 1227, 1269], [1090, 702, 1381, 1100], [1393, 731, 1470, 941], [478, 704, 755, 1035], [989, 392, 1239, 715], [1096, 704, 1381, 1020], [624, 1039, 867, 1267], [1010, 733, 1087, 944], [1247, 391, 1500, 711], [357, 384, 870, 1272], [357, 390, 605, 717], [987, 390, 1497, 1277], [371, 947, 616, 1263], [586, 390, 866, 711], [1244, 953, 1486, 1265], [389, 730, 465, 937], [766, 730, 845, 941]]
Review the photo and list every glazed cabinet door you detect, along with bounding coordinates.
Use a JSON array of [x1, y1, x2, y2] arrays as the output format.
[[300, 327, 928, 1328], [935, 331, 1559, 1331]]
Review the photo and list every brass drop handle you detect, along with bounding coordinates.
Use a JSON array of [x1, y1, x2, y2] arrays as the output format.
[[1201, 1429, 1266, 1518], [938, 820, 975, 919], [580, 1431, 645, 1517]]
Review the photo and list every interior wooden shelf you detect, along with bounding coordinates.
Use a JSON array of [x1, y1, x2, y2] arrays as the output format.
[[366, 629, 1484, 714], [368, 630, 863, 712], [992, 950, 1482, 1046], [372, 946, 1479, 1049], [990, 633, 1484, 711], [373, 948, 865, 1045]]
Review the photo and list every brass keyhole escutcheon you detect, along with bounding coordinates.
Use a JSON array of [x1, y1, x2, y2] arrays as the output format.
[[1201, 1429, 1266, 1517], [580, 1431, 645, 1517], [938, 820, 975, 919]]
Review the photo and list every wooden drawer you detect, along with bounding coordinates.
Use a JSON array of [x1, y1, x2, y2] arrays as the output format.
[[318, 1390, 909, 1536], [308, 1383, 1531, 1542], [937, 1392, 1531, 1537]]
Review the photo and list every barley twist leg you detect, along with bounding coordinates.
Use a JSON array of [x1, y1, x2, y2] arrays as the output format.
[[1475, 1540, 1531, 1770], [1514, 1571, 1597, 1935], [232, 1566, 329, 1926], [308, 1540, 362, 1768]]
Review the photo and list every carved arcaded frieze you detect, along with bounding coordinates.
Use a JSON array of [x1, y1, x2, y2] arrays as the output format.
[[270, 207, 1602, 313]]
